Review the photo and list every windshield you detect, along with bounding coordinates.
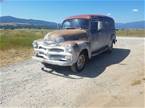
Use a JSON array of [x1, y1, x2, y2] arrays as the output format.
[[62, 19, 89, 29]]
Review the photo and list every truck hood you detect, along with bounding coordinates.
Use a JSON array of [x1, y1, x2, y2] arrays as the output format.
[[44, 29, 88, 41]]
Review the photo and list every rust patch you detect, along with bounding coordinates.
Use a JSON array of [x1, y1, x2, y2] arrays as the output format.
[[46, 29, 87, 38]]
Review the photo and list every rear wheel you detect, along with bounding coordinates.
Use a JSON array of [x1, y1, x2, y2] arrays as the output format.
[[107, 41, 113, 53], [71, 52, 87, 73]]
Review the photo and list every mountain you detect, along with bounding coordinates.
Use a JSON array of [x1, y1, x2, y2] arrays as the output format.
[[0, 16, 58, 29], [0, 16, 144, 29], [115, 21, 145, 29]]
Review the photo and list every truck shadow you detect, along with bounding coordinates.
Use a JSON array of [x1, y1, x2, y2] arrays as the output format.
[[43, 48, 130, 79]]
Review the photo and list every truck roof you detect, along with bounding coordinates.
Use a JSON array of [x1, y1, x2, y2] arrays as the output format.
[[66, 14, 113, 20]]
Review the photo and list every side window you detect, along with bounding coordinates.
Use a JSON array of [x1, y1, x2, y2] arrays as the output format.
[[91, 21, 98, 33], [102, 21, 110, 30]]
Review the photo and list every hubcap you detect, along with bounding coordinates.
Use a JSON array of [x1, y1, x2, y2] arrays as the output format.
[[77, 54, 85, 70]]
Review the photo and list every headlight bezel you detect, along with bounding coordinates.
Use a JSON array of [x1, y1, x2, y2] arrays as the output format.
[[32, 41, 38, 48], [65, 44, 73, 53]]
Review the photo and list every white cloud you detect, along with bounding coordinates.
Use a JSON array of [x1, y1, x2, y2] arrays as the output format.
[[107, 13, 111, 16], [132, 9, 139, 12]]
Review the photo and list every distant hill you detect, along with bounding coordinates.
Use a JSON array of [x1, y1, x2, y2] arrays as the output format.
[[115, 21, 145, 29], [0, 16, 58, 29], [0, 16, 144, 29]]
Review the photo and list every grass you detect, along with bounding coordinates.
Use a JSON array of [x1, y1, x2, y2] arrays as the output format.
[[0, 29, 54, 50], [0, 29, 144, 50], [0, 48, 33, 67], [0, 29, 54, 66], [131, 79, 141, 86], [116, 29, 145, 37]]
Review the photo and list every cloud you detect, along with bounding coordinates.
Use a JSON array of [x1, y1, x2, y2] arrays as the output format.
[[132, 9, 139, 12], [107, 13, 111, 16]]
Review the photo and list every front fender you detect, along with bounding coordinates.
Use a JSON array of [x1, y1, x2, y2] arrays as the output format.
[[74, 41, 91, 59]]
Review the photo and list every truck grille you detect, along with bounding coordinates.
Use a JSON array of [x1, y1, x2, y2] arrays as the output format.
[[38, 46, 64, 53], [35, 46, 65, 61], [49, 48, 64, 53]]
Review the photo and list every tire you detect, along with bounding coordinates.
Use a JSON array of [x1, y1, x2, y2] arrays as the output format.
[[71, 51, 87, 73], [107, 41, 113, 53], [41, 62, 52, 68], [42, 62, 48, 67]]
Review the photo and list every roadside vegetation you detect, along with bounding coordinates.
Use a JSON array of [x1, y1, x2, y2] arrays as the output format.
[[116, 29, 145, 37], [0, 29, 144, 67], [0, 29, 54, 50], [0, 29, 144, 50], [0, 29, 54, 67]]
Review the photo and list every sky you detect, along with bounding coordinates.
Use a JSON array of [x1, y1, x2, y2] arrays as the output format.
[[0, 0, 144, 23]]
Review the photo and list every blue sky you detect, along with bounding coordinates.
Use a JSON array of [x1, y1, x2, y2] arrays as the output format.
[[0, 0, 144, 23]]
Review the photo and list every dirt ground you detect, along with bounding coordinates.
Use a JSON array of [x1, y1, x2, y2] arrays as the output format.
[[0, 37, 144, 108]]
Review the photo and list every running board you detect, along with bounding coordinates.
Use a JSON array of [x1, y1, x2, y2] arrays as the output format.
[[92, 46, 108, 57]]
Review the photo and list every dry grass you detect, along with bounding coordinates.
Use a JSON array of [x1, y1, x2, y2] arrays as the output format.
[[0, 29, 53, 50], [116, 29, 145, 37], [131, 79, 141, 86], [0, 48, 33, 67], [0, 29, 54, 67]]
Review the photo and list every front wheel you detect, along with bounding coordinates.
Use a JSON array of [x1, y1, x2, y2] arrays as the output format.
[[71, 52, 87, 73]]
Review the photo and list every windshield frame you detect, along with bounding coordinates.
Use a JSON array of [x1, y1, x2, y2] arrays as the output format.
[[62, 18, 90, 30]]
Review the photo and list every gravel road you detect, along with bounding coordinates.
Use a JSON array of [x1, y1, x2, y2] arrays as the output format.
[[0, 37, 144, 108]]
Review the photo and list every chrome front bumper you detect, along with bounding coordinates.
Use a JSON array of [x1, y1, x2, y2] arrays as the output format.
[[32, 56, 73, 66]]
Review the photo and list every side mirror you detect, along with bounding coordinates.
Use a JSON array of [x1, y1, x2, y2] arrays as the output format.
[[98, 21, 103, 31], [57, 23, 61, 29]]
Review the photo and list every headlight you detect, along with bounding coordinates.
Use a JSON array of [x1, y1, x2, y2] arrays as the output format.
[[65, 44, 73, 53], [32, 41, 38, 48]]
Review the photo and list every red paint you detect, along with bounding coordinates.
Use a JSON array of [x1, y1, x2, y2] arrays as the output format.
[[65, 14, 108, 20]]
